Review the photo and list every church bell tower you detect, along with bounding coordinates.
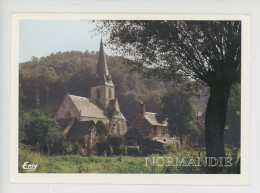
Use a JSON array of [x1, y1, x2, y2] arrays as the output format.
[[90, 39, 115, 109]]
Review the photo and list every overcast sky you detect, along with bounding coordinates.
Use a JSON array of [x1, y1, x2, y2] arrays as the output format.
[[19, 20, 111, 63]]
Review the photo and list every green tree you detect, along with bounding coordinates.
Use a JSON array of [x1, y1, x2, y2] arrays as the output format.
[[38, 66, 58, 108], [108, 134, 124, 149], [188, 120, 205, 148], [96, 134, 109, 155], [96, 120, 109, 136], [106, 106, 119, 132], [161, 88, 194, 145], [225, 83, 241, 146], [19, 111, 65, 154], [97, 20, 241, 158]]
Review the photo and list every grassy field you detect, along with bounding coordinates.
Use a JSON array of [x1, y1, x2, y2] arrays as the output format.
[[19, 146, 240, 174], [19, 148, 209, 174]]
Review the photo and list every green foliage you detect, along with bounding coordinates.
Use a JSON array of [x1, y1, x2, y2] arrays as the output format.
[[126, 146, 139, 156], [108, 134, 124, 149], [19, 111, 65, 154], [142, 148, 163, 156], [225, 83, 241, 146], [71, 141, 82, 155], [97, 21, 241, 86], [188, 120, 205, 147], [228, 83, 241, 115], [162, 143, 177, 154], [106, 106, 119, 119], [96, 135, 109, 155], [96, 120, 108, 136], [106, 106, 119, 132], [161, 88, 194, 144], [114, 147, 128, 156]]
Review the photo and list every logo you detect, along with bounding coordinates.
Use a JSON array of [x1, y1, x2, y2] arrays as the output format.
[[22, 162, 38, 172]]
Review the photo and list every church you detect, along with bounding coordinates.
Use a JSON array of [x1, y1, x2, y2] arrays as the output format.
[[56, 39, 127, 136]]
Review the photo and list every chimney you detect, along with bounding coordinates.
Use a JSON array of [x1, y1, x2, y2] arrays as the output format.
[[141, 103, 146, 116]]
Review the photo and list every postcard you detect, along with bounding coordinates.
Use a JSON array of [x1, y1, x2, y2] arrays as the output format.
[[10, 13, 250, 185]]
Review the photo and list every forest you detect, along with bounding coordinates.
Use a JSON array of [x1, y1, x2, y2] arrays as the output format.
[[20, 50, 173, 123]]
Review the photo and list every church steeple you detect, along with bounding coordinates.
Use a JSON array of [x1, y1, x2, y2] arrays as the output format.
[[97, 39, 109, 77], [91, 39, 115, 109], [94, 39, 114, 86]]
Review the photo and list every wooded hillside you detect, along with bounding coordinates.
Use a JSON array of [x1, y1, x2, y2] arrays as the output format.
[[19, 50, 174, 124]]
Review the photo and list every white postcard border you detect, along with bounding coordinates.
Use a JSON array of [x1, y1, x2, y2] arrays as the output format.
[[10, 13, 250, 185]]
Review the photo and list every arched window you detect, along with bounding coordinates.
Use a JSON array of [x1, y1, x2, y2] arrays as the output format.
[[109, 88, 112, 99], [97, 89, 100, 99], [65, 111, 71, 118]]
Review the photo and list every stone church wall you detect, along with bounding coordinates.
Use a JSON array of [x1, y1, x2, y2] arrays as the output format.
[[57, 95, 80, 119]]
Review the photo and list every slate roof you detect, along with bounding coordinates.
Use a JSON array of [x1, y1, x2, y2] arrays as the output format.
[[67, 120, 95, 141], [144, 112, 167, 127], [58, 117, 74, 132], [68, 94, 126, 121], [97, 39, 109, 77], [69, 94, 107, 119]]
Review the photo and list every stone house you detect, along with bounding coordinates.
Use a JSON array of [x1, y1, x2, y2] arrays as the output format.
[[58, 118, 98, 155], [125, 103, 180, 148], [56, 39, 127, 135]]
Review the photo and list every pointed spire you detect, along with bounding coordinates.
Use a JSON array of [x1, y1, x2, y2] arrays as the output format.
[[93, 39, 114, 86], [96, 38, 109, 76]]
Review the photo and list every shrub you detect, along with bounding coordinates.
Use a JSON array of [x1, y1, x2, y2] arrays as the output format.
[[96, 135, 109, 155], [96, 120, 109, 136], [108, 134, 124, 148], [143, 148, 163, 156], [127, 146, 139, 156], [66, 142, 74, 154], [162, 143, 177, 154], [114, 147, 127, 156], [19, 110, 66, 155], [72, 141, 82, 155]]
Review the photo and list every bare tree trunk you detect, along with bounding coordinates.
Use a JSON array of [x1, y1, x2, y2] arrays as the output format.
[[205, 82, 231, 158]]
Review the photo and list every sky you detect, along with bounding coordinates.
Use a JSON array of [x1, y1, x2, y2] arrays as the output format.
[[19, 20, 110, 63]]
